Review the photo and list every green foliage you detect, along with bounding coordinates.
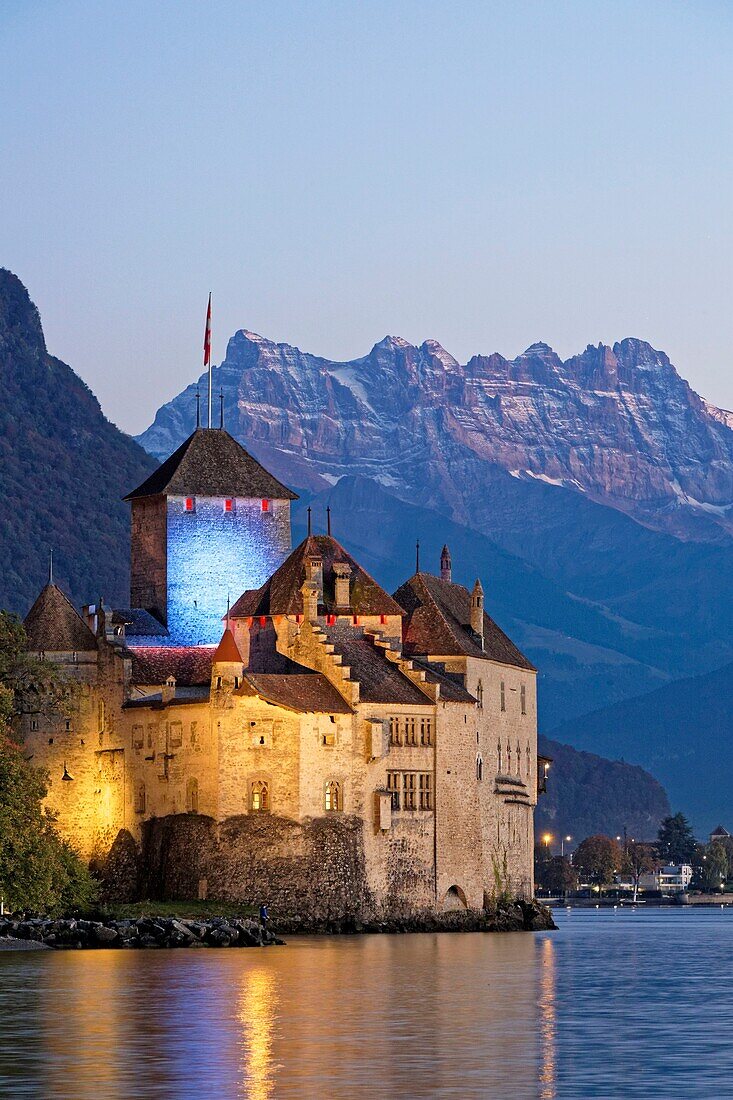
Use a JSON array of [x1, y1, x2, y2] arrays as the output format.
[[574, 835, 623, 887], [0, 612, 96, 914], [536, 855, 578, 894], [692, 842, 729, 892], [657, 812, 698, 864]]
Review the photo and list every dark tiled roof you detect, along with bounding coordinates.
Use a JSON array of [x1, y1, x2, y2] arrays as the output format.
[[239, 673, 353, 714], [24, 585, 97, 653], [112, 608, 168, 638], [124, 685, 210, 709], [127, 646, 216, 686], [324, 623, 431, 706], [124, 428, 298, 501], [410, 658, 476, 703], [230, 534, 403, 618], [394, 573, 535, 671], [711, 826, 731, 837]]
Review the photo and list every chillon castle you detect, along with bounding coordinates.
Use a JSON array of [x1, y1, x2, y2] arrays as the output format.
[[22, 424, 546, 919]]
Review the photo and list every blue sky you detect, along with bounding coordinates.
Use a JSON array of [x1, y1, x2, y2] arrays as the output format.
[[1, 0, 732, 433]]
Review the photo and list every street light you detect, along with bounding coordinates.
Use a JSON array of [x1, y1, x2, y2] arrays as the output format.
[[562, 835, 572, 857], [543, 833, 553, 855]]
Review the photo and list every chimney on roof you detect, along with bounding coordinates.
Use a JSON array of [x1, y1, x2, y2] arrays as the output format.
[[333, 561, 351, 608], [301, 579, 319, 621], [162, 675, 176, 704], [471, 578, 484, 650], [440, 545, 452, 583]]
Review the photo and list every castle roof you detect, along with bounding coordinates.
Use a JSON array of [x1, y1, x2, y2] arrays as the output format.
[[238, 672, 353, 714], [127, 645, 216, 686], [112, 608, 169, 639], [323, 623, 431, 705], [214, 627, 242, 664], [229, 534, 403, 619], [394, 572, 535, 671], [24, 584, 97, 653], [124, 428, 298, 501], [711, 825, 731, 838]]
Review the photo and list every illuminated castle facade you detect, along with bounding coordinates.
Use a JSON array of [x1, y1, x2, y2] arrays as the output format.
[[22, 426, 545, 918]]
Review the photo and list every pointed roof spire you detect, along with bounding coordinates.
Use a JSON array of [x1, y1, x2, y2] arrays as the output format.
[[440, 544, 451, 583], [48, 548, 54, 586], [219, 388, 224, 430], [327, 506, 331, 536], [307, 506, 312, 536], [415, 539, 420, 574], [24, 583, 97, 653], [195, 390, 201, 428], [213, 625, 242, 664]]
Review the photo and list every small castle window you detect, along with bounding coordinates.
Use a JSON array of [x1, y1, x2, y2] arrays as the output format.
[[380, 614, 387, 625], [419, 717, 433, 746], [327, 614, 336, 626], [31, 719, 39, 732], [387, 770, 401, 810], [403, 772, 417, 811], [135, 783, 146, 814], [251, 779, 269, 812], [322, 732, 336, 747], [419, 772, 433, 810], [224, 498, 234, 513], [405, 717, 417, 746], [185, 497, 195, 512], [520, 684, 527, 715], [476, 754, 483, 782], [477, 680, 484, 709], [64, 718, 71, 732], [500, 681, 506, 712], [261, 499, 270, 512], [324, 780, 341, 812], [186, 778, 199, 814]]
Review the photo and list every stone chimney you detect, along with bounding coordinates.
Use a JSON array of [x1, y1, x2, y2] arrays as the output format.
[[333, 562, 351, 608], [306, 556, 323, 601], [440, 545, 452, 583], [470, 578, 484, 649], [301, 579, 319, 621], [162, 675, 176, 704]]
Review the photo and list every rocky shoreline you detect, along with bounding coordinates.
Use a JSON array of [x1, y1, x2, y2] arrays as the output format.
[[0, 900, 555, 950], [0, 915, 284, 950]]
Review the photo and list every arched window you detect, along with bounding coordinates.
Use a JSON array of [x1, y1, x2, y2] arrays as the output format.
[[186, 778, 199, 814], [251, 779, 269, 812], [476, 754, 483, 782], [135, 782, 146, 814], [324, 780, 341, 812]]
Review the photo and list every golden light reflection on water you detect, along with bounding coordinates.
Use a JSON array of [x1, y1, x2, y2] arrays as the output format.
[[538, 935, 557, 1099], [238, 966, 279, 1100]]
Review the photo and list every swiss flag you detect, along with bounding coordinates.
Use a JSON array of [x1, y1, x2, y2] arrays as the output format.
[[203, 292, 212, 366]]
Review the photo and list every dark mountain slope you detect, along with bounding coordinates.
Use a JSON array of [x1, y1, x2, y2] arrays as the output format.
[[549, 662, 733, 834], [0, 270, 155, 613]]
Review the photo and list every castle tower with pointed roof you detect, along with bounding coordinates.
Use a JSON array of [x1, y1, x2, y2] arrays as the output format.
[[125, 428, 298, 645]]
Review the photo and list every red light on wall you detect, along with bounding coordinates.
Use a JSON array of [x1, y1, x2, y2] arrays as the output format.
[[327, 614, 336, 625], [224, 499, 233, 512], [380, 614, 387, 625], [261, 499, 270, 512], [185, 498, 194, 512], [259, 616, 267, 627]]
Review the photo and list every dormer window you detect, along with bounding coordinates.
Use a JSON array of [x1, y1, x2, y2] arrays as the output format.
[[261, 499, 270, 512], [185, 497, 195, 513], [224, 498, 234, 513]]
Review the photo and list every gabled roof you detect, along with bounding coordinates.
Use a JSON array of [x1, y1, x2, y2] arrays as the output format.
[[229, 535, 404, 619], [127, 646, 216, 686], [324, 623, 431, 705], [24, 584, 97, 653], [710, 825, 731, 838], [394, 572, 535, 671], [124, 428, 298, 501], [238, 672, 353, 714]]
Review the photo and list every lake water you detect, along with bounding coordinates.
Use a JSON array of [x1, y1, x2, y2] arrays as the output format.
[[1, 908, 732, 1098]]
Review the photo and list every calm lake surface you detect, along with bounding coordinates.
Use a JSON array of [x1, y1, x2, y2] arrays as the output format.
[[1, 908, 732, 1098]]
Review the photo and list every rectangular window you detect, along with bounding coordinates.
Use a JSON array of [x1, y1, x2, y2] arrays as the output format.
[[185, 497, 195, 512], [261, 499, 270, 512], [387, 771, 401, 811], [389, 717, 402, 746], [419, 772, 433, 811], [500, 681, 506, 712], [520, 684, 527, 715], [403, 772, 417, 811], [419, 717, 433, 746], [30, 718, 39, 732], [405, 716, 417, 746], [170, 721, 183, 749], [132, 725, 144, 752]]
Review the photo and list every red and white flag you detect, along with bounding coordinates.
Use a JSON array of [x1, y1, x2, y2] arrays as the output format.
[[203, 292, 212, 366]]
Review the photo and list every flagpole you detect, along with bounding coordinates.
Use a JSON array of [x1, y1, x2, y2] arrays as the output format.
[[206, 292, 212, 428]]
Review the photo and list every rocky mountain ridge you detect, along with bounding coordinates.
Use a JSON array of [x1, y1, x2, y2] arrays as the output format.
[[140, 329, 733, 542]]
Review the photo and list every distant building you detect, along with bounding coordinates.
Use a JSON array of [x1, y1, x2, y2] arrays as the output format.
[[638, 864, 693, 893], [22, 427, 544, 919], [709, 825, 731, 846]]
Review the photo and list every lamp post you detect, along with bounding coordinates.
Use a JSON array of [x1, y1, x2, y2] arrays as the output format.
[[562, 835, 572, 858]]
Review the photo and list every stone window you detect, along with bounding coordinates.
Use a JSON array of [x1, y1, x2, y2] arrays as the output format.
[[324, 780, 341, 812], [507, 742, 512, 773], [322, 732, 336, 747], [419, 772, 433, 810], [403, 772, 417, 810], [387, 771, 401, 810], [500, 681, 506, 712], [497, 741, 503, 772], [64, 718, 71, 731], [476, 754, 483, 782], [526, 742, 531, 778], [389, 717, 402, 746], [170, 721, 183, 749], [419, 717, 433, 746], [186, 778, 199, 814], [132, 725, 144, 753], [405, 717, 417, 746], [516, 742, 522, 775], [477, 680, 484, 709], [30, 718, 39, 732], [250, 779, 269, 813], [135, 782, 146, 814], [147, 725, 154, 750], [520, 684, 526, 715]]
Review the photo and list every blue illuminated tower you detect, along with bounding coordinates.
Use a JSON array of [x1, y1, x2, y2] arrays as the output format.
[[125, 428, 298, 645]]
